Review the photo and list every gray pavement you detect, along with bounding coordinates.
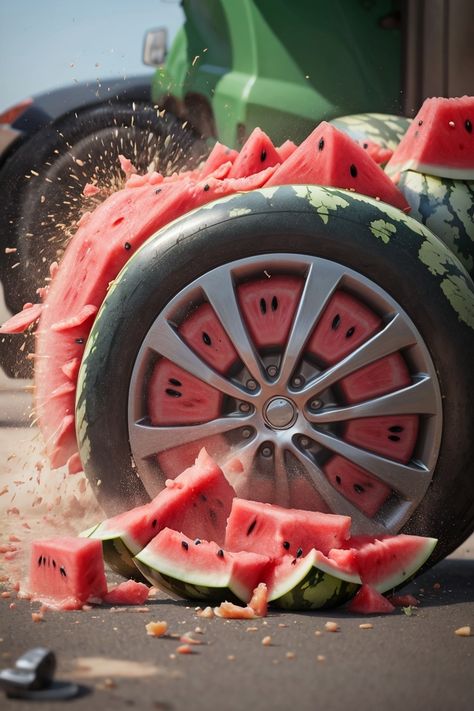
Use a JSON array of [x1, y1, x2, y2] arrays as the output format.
[[0, 383, 472, 711]]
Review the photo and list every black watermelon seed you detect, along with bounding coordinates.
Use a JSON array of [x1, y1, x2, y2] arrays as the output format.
[[335, 475, 342, 485], [194, 539, 202, 545], [260, 298, 267, 314], [465, 119, 472, 133], [363, 142, 368, 149], [296, 547, 303, 558], [331, 313, 341, 330], [152, 519, 157, 528], [182, 541, 189, 550], [389, 425, 404, 433], [353, 484, 365, 494], [43, 557, 47, 566], [37, 556, 42, 566], [350, 164, 358, 178], [418, 120, 423, 126], [291, 558, 297, 565], [202, 331, 212, 346], [75, 338, 85, 344], [168, 378, 182, 387], [200, 493, 208, 502], [203, 184, 210, 191], [155, 188, 162, 194], [124, 242, 131, 250], [271, 295, 278, 311], [260, 149, 267, 161], [165, 388, 182, 398], [388, 435, 401, 442], [52, 560, 56, 568], [60, 566, 67, 577], [282, 541, 290, 550], [246, 519, 257, 536], [318, 138, 325, 151], [346, 326, 355, 338], [217, 549, 224, 558]]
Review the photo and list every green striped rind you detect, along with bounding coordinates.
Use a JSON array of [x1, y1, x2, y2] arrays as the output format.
[[81, 523, 145, 580], [134, 559, 240, 604], [272, 567, 360, 611], [396, 171, 474, 277], [330, 113, 411, 150]]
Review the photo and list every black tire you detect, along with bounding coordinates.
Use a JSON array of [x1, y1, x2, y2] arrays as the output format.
[[0, 102, 207, 377], [76, 185, 474, 564]]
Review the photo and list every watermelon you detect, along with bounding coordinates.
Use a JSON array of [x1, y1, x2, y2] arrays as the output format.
[[228, 127, 281, 178], [86, 449, 235, 578], [266, 122, 410, 211], [277, 139, 298, 162], [346, 584, 395, 614], [356, 139, 393, 166], [134, 528, 272, 604], [224, 498, 352, 557], [26, 537, 107, 610], [394, 170, 474, 276], [102, 579, 149, 605], [385, 96, 474, 180], [329, 112, 411, 151]]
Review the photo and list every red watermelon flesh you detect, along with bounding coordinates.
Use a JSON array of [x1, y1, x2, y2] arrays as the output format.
[[328, 533, 438, 593], [265, 121, 410, 211], [201, 142, 239, 176], [357, 139, 393, 165], [27, 537, 107, 610], [225, 498, 351, 557], [228, 127, 281, 178], [323, 456, 391, 518], [237, 275, 304, 349], [30, 166, 276, 471], [90, 448, 235, 552], [385, 95, 474, 180], [346, 584, 395, 614], [103, 579, 149, 605], [277, 139, 298, 162], [135, 527, 272, 603]]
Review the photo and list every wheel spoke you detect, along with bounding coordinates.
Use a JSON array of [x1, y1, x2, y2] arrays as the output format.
[[144, 316, 250, 401], [287, 441, 387, 534], [306, 427, 430, 500], [306, 376, 437, 424], [200, 268, 265, 383], [299, 313, 417, 398], [130, 414, 254, 461], [276, 261, 343, 387]]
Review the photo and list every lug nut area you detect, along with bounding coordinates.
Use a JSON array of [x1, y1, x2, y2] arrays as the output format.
[[263, 396, 297, 430]]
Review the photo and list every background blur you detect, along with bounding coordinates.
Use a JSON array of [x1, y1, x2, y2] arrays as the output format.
[[0, 0, 184, 112]]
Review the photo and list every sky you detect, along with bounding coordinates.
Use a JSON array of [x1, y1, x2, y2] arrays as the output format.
[[0, 0, 185, 112]]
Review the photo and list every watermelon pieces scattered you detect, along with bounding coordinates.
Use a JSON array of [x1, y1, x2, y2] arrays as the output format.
[[25, 450, 436, 613]]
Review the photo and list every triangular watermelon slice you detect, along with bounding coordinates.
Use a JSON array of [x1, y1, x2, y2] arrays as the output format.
[[265, 121, 410, 211], [228, 127, 281, 178], [385, 95, 474, 180]]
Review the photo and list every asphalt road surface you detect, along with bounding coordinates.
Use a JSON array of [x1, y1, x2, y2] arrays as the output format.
[[0, 378, 472, 711]]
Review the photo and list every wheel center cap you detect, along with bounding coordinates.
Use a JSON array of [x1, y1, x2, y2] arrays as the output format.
[[263, 397, 297, 429]]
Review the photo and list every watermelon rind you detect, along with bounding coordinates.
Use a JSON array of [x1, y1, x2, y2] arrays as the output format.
[[395, 171, 474, 276], [85, 526, 145, 579], [373, 537, 437, 594], [329, 113, 411, 150], [133, 548, 248, 603], [268, 549, 361, 611]]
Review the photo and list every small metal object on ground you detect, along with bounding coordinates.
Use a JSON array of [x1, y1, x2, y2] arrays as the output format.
[[0, 647, 80, 700]]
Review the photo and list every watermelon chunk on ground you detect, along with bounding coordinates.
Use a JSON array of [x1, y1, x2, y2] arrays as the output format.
[[225, 498, 351, 557], [265, 121, 410, 211], [385, 95, 474, 180], [346, 584, 395, 614], [134, 527, 272, 604], [102, 580, 149, 605], [87, 448, 235, 577], [26, 537, 107, 610]]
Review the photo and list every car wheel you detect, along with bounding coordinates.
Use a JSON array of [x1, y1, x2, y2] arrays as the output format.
[[76, 184, 474, 564], [0, 102, 206, 377]]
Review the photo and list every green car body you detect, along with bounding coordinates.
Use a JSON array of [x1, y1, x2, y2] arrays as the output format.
[[151, 0, 402, 147]]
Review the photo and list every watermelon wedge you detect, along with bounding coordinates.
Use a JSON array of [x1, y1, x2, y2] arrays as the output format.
[[134, 528, 272, 604], [265, 121, 410, 211], [86, 449, 235, 577], [346, 584, 395, 614], [228, 127, 281, 178], [385, 96, 474, 180]]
